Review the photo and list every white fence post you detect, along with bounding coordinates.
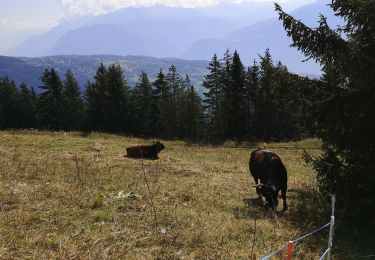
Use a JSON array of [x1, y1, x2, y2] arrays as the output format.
[[327, 194, 336, 260]]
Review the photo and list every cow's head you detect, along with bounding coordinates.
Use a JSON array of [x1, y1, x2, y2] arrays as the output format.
[[253, 184, 278, 209], [154, 140, 165, 152]]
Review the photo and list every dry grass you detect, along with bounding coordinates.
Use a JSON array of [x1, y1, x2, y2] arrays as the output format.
[[0, 131, 334, 259]]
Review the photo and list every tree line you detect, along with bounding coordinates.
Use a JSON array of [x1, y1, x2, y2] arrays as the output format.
[[0, 63, 202, 139], [0, 49, 315, 141], [203, 48, 317, 141]]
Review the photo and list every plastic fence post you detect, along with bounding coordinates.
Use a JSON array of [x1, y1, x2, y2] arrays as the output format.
[[327, 195, 336, 260], [287, 241, 293, 260]]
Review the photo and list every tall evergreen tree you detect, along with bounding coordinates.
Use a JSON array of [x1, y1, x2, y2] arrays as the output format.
[[38, 68, 64, 130], [276, 1, 375, 251], [131, 71, 153, 137], [85, 63, 108, 130], [181, 75, 202, 139], [165, 65, 183, 137], [15, 83, 38, 129], [104, 64, 129, 132], [62, 69, 82, 130], [202, 54, 224, 140], [0, 77, 18, 129], [244, 60, 259, 138], [256, 49, 275, 139], [220, 49, 233, 139], [151, 69, 167, 137], [227, 50, 246, 139]]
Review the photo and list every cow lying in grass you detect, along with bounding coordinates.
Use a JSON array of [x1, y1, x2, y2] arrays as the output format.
[[249, 148, 288, 211], [126, 141, 165, 159]]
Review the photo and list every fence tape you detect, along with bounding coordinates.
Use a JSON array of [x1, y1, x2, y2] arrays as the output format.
[[259, 222, 331, 260], [260, 244, 288, 260], [292, 222, 331, 244], [319, 248, 330, 260]]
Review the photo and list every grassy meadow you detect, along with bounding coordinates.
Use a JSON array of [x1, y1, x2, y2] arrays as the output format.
[[0, 131, 336, 259]]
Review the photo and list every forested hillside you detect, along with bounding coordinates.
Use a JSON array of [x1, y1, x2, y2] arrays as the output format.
[[0, 55, 208, 90]]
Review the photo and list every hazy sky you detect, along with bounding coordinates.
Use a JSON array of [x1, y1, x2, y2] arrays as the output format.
[[0, 0, 314, 53]]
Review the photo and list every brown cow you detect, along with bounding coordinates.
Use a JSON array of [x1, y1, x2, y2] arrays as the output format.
[[249, 148, 288, 211], [126, 141, 165, 159]]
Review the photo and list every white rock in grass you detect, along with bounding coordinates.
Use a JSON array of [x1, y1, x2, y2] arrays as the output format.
[[115, 191, 126, 199]]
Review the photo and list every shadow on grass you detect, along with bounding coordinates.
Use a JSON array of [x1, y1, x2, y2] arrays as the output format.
[[285, 186, 330, 227], [233, 197, 268, 220], [238, 185, 330, 227], [123, 155, 160, 161], [183, 139, 260, 148]]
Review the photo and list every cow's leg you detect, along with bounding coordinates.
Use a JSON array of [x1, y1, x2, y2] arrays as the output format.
[[281, 186, 288, 211], [253, 177, 262, 196]]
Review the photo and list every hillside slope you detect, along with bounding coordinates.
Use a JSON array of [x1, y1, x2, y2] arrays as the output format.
[[0, 55, 208, 90], [0, 130, 335, 259]]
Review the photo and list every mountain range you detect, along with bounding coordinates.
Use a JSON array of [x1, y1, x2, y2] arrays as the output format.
[[5, 0, 342, 75]]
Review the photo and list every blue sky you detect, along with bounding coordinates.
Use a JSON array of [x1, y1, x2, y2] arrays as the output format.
[[0, 0, 313, 54]]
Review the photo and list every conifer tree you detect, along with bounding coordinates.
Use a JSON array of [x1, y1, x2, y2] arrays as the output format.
[[151, 69, 167, 137], [220, 49, 233, 139], [165, 64, 183, 137], [276, 1, 375, 249], [244, 60, 259, 138], [15, 83, 38, 129], [257, 49, 275, 139], [181, 75, 202, 139], [62, 69, 82, 130], [227, 50, 246, 139], [84, 81, 98, 130], [104, 64, 129, 132], [0, 77, 18, 129], [131, 71, 153, 137], [38, 68, 64, 130], [85, 63, 108, 130], [202, 54, 224, 140]]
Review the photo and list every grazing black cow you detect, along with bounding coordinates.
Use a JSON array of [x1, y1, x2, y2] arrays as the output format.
[[126, 141, 165, 159], [249, 148, 288, 211]]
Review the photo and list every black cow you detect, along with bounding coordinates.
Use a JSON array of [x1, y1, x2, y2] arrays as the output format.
[[126, 141, 165, 159], [249, 148, 288, 211]]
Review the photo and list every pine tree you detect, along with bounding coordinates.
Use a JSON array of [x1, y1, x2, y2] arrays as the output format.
[[220, 49, 233, 139], [276, 1, 375, 250], [131, 71, 153, 137], [165, 64, 183, 137], [38, 68, 64, 130], [104, 64, 129, 132], [151, 69, 167, 137], [257, 49, 275, 139], [244, 60, 259, 138], [183, 75, 202, 139], [62, 70, 82, 130], [228, 50, 246, 139], [0, 77, 18, 129], [15, 83, 38, 129], [85, 63, 108, 130], [202, 54, 224, 141]]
